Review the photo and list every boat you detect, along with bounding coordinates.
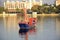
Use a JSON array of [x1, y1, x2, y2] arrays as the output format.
[[19, 23, 29, 34], [18, 2, 37, 33], [18, 16, 36, 30], [19, 22, 36, 34]]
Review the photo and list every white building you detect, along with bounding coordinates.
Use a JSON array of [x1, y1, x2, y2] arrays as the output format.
[[4, 0, 43, 12], [56, 0, 60, 6]]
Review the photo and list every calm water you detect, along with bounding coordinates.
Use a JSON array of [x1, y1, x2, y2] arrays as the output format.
[[0, 15, 60, 40]]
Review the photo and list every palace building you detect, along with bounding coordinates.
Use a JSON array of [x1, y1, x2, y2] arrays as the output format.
[[4, 0, 43, 10], [56, 0, 60, 6]]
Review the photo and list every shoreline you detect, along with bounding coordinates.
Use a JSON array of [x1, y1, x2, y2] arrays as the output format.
[[0, 14, 59, 17]]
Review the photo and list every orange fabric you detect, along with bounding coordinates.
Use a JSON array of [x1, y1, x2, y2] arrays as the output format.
[[28, 18, 37, 26], [29, 18, 33, 26]]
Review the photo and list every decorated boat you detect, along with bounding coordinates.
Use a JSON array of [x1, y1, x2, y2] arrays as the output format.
[[18, 1, 37, 33]]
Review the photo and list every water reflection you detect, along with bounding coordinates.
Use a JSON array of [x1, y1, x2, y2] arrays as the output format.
[[19, 27, 37, 40], [19, 29, 29, 35], [0, 15, 60, 40], [19, 27, 37, 34]]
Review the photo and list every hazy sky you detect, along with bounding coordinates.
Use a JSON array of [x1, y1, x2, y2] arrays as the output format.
[[0, 0, 55, 6]]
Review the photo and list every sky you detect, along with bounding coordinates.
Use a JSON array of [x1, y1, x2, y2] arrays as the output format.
[[0, 0, 55, 6]]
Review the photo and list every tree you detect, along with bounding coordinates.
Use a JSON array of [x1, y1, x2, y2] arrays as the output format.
[[31, 5, 42, 14], [31, 5, 39, 12], [42, 4, 49, 6], [16, 7, 20, 13], [0, 7, 4, 13], [4, 8, 8, 13], [56, 5, 60, 13], [42, 4, 56, 14]]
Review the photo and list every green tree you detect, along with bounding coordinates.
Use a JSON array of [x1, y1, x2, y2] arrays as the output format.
[[56, 5, 60, 13], [42, 4, 56, 14], [4, 8, 8, 13], [31, 5, 39, 12], [0, 7, 4, 13], [42, 4, 49, 6], [16, 7, 20, 12], [31, 5, 42, 14]]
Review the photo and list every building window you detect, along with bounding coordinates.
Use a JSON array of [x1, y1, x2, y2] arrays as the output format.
[[19, 4, 20, 8], [23, 4, 24, 8]]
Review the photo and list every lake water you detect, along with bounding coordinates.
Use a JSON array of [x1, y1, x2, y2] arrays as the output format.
[[0, 15, 60, 40]]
